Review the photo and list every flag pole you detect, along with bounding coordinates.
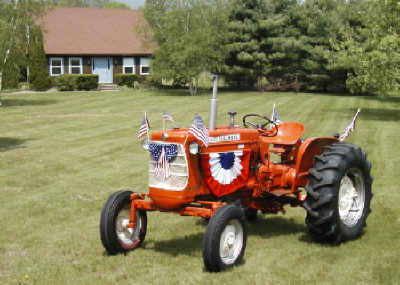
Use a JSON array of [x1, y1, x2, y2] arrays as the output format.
[[163, 107, 165, 134], [271, 103, 276, 122], [146, 111, 150, 141], [183, 132, 189, 146], [183, 114, 190, 146]]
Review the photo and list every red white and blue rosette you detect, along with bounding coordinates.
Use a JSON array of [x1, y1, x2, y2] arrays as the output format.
[[201, 150, 250, 197]]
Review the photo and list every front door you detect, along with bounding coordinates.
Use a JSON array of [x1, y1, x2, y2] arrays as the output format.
[[92, 57, 113, 83]]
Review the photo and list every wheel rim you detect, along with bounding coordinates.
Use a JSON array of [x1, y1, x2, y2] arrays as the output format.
[[338, 167, 365, 226], [115, 205, 141, 245], [219, 219, 243, 265]]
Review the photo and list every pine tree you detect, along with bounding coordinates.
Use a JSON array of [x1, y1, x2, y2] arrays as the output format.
[[28, 32, 51, 92], [223, 0, 298, 89]]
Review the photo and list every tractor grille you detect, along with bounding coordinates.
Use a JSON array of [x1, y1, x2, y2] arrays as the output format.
[[149, 143, 189, 191]]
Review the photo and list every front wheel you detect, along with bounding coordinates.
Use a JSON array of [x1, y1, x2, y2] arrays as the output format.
[[303, 142, 373, 244], [202, 204, 247, 272], [100, 190, 147, 255]]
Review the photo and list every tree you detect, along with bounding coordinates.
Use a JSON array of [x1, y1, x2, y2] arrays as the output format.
[[289, 0, 359, 92], [223, 0, 273, 88], [54, 0, 89, 7], [140, 0, 229, 95], [28, 29, 51, 92], [89, 0, 109, 8], [223, 0, 302, 89], [103, 1, 130, 9], [0, 0, 48, 106], [53, 0, 111, 8], [223, 0, 389, 93], [328, 0, 399, 96]]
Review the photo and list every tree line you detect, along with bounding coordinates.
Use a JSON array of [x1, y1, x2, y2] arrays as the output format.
[[142, 0, 398, 95], [49, 0, 130, 9], [0, 0, 398, 102]]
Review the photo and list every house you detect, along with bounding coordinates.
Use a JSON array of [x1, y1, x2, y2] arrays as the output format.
[[41, 7, 153, 85]]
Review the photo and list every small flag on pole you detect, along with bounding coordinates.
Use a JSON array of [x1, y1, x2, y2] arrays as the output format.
[[189, 114, 209, 147], [137, 112, 150, 140], [163, 109, 174, 122], [339, 108, 361, 141], [270, 103, 283, 126]]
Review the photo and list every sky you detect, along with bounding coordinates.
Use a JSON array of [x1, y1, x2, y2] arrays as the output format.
[[116, 0, 146, 9]]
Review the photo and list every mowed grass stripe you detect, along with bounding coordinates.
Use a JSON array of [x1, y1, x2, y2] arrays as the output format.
[[0, 90, 398, 283]]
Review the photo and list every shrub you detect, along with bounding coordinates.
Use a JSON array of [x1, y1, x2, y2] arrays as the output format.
[[137, 75, 147, 84], [56, 74, 76, 91], [75, 74, 98, 91], [31, 69, 52, 91], [115, 74, 138, 88], [3, 78, 19, 90], [144, 75, 160, 86], [2, 59, 23, 91]]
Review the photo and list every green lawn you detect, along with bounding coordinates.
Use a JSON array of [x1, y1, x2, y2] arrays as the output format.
[[1, 89, 399, 283]]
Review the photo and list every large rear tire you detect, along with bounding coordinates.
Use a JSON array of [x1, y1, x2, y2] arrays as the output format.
[[100, 191, 147, 255], [202, 204, 247, 272], [303, 142, 373, 244]]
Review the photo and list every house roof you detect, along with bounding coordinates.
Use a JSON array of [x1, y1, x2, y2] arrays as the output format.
[[41, 7, 152, 56]]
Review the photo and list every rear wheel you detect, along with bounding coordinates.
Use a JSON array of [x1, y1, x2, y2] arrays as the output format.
[[100, 191, 147, 255], [202, 204, 247, 272], [303, 142, 373, 244]]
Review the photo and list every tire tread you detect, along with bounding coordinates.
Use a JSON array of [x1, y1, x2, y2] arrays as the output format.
[[303, 142, 372, 244]]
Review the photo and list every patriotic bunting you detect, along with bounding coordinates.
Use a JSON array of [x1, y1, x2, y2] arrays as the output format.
[[137, 112, 150, 140], [149, 143, 178, 181], [201, 150, 250, 197], [339, 109, 361, 141], [189, 114, 209, 147]]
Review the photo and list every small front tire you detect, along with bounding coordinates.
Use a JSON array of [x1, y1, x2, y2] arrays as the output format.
[[100, 191, 147, 255], [202, 204, 247, 272]]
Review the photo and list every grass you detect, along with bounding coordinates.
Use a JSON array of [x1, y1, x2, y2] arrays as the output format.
[[0, 89, 399, 283]]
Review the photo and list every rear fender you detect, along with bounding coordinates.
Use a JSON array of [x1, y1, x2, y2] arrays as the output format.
[[295, 137, 338, 184]]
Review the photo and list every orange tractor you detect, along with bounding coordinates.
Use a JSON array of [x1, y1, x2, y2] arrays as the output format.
[[100, 76, 372, 272]]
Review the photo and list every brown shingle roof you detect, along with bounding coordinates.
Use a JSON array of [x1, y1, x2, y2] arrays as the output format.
[[41, 7, 152, 56]]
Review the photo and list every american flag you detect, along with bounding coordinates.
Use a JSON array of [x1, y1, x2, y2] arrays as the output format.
[[163, 109, 174, 122], [339, 109, 361, 141], [137, 113, 149, 140], [154, 147, 170, 181], [149, 143, 178, 181], [189, 114, 209, 147], [271, 103, 283, 124]]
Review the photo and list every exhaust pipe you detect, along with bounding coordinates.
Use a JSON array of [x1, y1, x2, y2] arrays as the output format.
[[209, 75, 218, 131]]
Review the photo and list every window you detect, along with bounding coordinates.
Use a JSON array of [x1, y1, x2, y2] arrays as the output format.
[[50, 57, 63, 76], [69, 58, 82, 74], [140, 57, 151, 75], [123, 57, 135, 74]]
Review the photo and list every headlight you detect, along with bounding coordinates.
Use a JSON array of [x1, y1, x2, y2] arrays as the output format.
[[141, 138, 150, 150], [189, 142, 199, 154]]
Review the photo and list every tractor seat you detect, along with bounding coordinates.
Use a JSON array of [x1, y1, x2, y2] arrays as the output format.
[[263, 122, 305, 145]]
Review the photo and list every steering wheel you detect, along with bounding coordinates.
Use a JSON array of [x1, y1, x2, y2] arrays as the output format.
[[243, 114, 278, 136]]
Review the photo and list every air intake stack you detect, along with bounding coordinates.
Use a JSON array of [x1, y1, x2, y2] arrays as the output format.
[[209, 75, 218, 131]]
